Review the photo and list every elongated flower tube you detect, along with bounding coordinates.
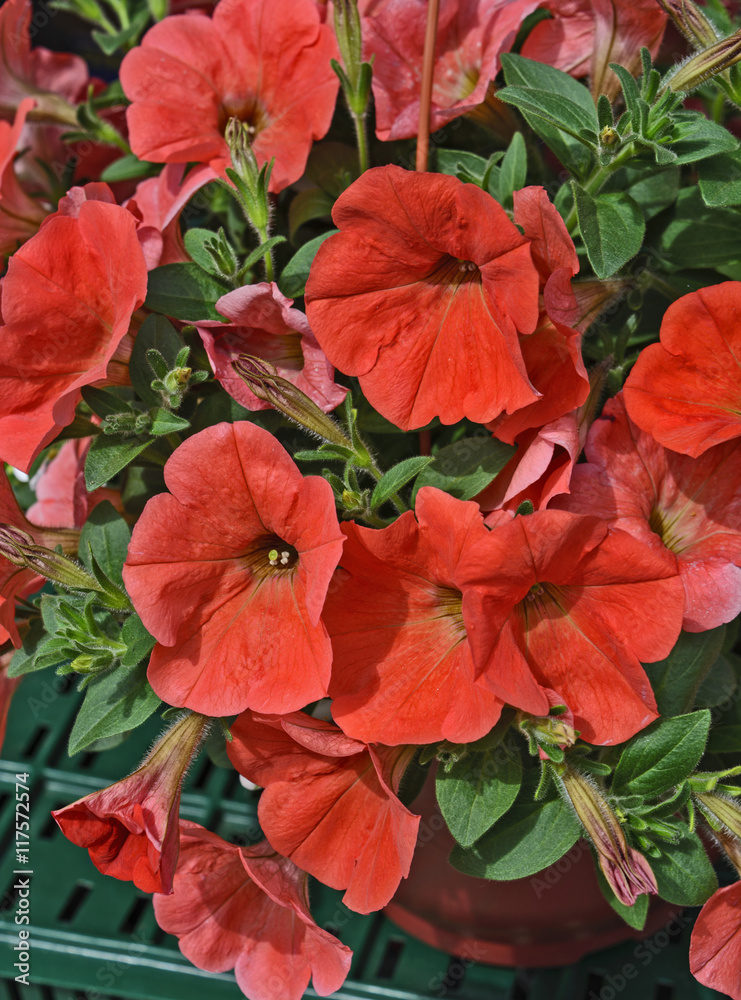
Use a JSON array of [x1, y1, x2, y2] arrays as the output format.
[[558, 762, 658, 906], [53, 712, 211, 894]]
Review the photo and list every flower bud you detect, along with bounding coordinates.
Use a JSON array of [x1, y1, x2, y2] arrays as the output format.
[[0, 524, 95, 591], [334, 0, 363, 93], [669, 28, 741, 91], [559, 763, 658, 906], [233, 354, 353, 448], [657, 0, 718, 49]]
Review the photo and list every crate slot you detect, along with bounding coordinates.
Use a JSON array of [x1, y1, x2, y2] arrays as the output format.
[[654, 985, 674, 1000], [192, 758, 214, 790], [40, 986, 55, 1000], [78, 751, 98, 771], [118, 894, 151, 934], [58, 880, 93, 923], [5, 979, 22, 1000], [510, 974, 530, 1000], [20, 725, 49, 758], [376, 937, 404, 980], [40, 808, 64, 840], [440, 955, 465, 994], [584, 973, 605, 999], [223, 769, 242, 797]]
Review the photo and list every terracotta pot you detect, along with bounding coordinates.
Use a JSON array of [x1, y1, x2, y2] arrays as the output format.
[[385, 776, 680, 966]]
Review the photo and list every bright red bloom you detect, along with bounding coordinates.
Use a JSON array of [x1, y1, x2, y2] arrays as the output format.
[[461, 510, 685, 745], [0, 98, 48, 261], [623, 282, 741, 458], [363, 0, 538, 140], [228, 711, 420, 913], [306, 166, 547, 431], [0, 0, 86, 125], [521, 0, 667, 101], [324, 487, 504, 745], [123, 422, 344, 717], [52, 712, 209, 894], [554, 393, 741, 632], [0, 469, 77, 646], [197, 283, 347, 415], [0, 193, 148, 472], [26, 438, 121, 530], [690, 881, 741, 999], [120, 0, 339, 192], [153, 821, 352, 1000], [0, 648, 21, 753], [477, 413, 582, 512], [127, 162, 217, 269]]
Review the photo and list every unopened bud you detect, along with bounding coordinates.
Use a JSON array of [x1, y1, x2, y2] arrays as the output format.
[[0, 524, 98, 591], [559, 763, 658, 906], [233, 354, 352, 448], [657, 0, 718, 49], [696, 790, 741, 840], [669, 28, 741, 91], [334, 0, 363, 92]]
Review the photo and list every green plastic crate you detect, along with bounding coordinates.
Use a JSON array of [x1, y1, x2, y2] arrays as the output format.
[[0, 670, 727, 1000]]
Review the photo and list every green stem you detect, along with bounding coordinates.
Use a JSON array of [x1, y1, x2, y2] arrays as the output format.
[[257, 226, 275, 281], [351, 110, 370, 174], [563, 143, 638, 235]]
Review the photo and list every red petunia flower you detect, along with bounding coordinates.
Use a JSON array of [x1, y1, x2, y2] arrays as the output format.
[[122, 421, 344, 717], [127, 162, 217, 269], [690, 881, 741, 999], [0, 648, 21, 754], [120, 0, 339, 192], [623, 282, 741, 458], [521, 0, 667, 101], [52, 712, 210, 894], [26, 438, 121, 530], [0, 192, 148, 472], [324, 487, 505, 745], [0, 468, 78, 646], [196, 282, 347, 415], [476, 413, 582, 512], [227, 710, 420, 913], [0, 98, 48, 261], [461, 509, 685, 745], [554, 392, 741, 632], [305, 166, 546, 431], [363, 0, 539, 141], [0, 0, 86, 125], [153, 821, 352, 1000]]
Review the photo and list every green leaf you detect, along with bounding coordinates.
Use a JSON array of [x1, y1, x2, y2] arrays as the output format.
[[500, 54, 596, 177], [183, 228, 224, 274], [289, 189, 335, 241], [370, 456, 434, 509], [436, 744, 522, 847], [100, 154, 156, 184], [595, 865, 649, 931], [241, 236, 287, 274], [68, 661, 161, 755], [601, 165, 680, 220], [659, 188, 741, 268], [412, 437, 515, 503], [148, 408, 191, 436], [84, 433, 156, 491], [7, 619, 52, 677], [129, 314, 184, 407], [699, 150, 741, 207], [498, 87, 598, 147], [81, 386, 132, 420], [449, 789, 581, 880], [78, 501, 132, 586], [121, 613, 157, 667], [435, 150, 489, 184], [612, 711, 711, 797], [499, 132, 527, 209], [695, 652, 738, 709], [145, 263, 228, 321], [279, 230, 338, 299], [670, 112, 739, 165], [650, 821, 717, 906], [573, 186, 645, 278], [643, 626, 727, 716], [91, 9, 149, 54]]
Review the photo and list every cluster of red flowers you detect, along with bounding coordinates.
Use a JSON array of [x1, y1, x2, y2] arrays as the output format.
[[1, 0, 740, 997]]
